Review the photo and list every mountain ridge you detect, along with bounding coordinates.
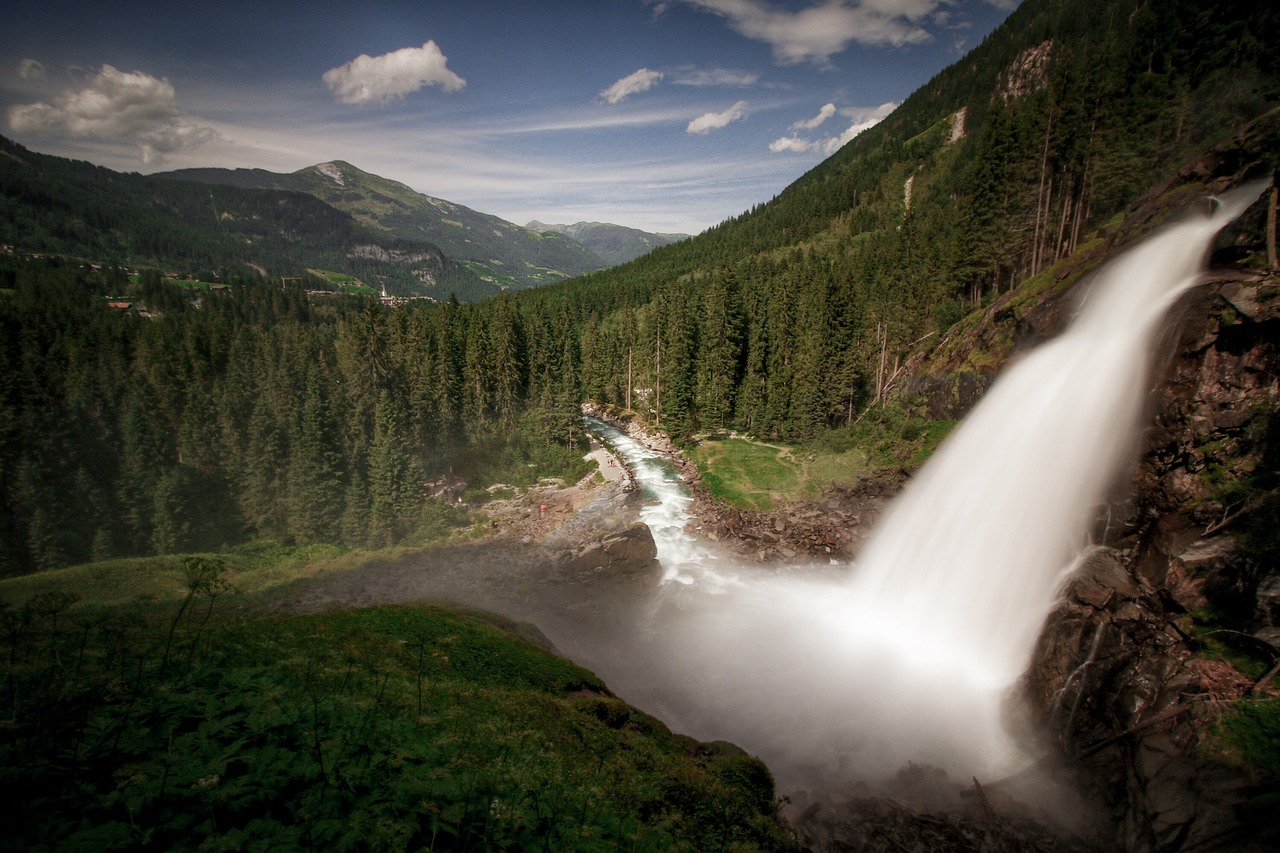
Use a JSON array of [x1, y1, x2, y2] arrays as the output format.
[[525, 219, 689, 266], [0, 134, 489, 298], [162, 160, 612, 290]]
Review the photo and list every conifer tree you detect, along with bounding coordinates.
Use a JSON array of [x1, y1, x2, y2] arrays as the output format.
[[696, 267, 743, 432]]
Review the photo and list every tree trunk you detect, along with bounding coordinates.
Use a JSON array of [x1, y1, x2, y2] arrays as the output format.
[[1268, 183, 1278, 271]]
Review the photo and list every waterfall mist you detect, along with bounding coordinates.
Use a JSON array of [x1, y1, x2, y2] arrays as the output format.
[[572, 182, 1267, 796]]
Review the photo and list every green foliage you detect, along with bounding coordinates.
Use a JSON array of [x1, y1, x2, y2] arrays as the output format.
[[1200, 698, 1280, 846], [1204, 699, 1280, 782], [4, 0, 1278, 572], [0, 597, 800, 851], [813, 404, 958, 470], [0, 260, 592, 575], [535, 0, 1278, 447]]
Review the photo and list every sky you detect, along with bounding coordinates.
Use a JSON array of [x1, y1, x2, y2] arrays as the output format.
[[2, 1, 1018, 235]]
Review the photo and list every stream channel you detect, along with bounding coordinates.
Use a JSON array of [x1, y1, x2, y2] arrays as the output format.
[[575, 415, 882, 791]]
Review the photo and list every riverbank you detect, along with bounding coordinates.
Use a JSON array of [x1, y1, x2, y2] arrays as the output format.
[[580, 401, 908, 565]]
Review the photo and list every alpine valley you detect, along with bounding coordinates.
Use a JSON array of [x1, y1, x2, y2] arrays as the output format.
[[2, 0, 1279, 850]]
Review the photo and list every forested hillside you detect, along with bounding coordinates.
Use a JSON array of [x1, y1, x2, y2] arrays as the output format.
[[0, 137, 486, 298], [0, 259, 587, 575], [526, 220, 689, 266], [2, 0, 1277, 576], [530, 0, 1279, 443]]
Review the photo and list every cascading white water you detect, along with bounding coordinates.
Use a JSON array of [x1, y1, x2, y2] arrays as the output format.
[[583, 417, 746, 591], [845, 181, 1266, 686], [579, 183, 1266, 792]]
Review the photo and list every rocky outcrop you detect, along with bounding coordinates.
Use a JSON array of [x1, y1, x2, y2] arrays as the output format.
[[1018, 549, 1265, 852], [1015, 270, 1280, 852]]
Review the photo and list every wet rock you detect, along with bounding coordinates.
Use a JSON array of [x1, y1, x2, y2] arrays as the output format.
[[781, 786, 1092, 852], [1011, 255, 1280, 852], [555, 522, 659, 580], [1016, 546, 1269, 853]]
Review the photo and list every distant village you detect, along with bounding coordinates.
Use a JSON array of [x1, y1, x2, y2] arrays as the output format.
[[1, 245, 438, 313]]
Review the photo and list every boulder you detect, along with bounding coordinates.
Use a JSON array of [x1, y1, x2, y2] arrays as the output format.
[[555, 522, 659, 580]]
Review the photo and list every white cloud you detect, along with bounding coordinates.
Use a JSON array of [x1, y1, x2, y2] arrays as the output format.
[[323, 40, 465, 105], [770, 100, 895, 154], [679, 0, 937, 64], [7, 64, 221, 164], [671, 67, 760, 87], [829, 100, 896, 147], [792, 102, 836, 130], [599, 68, 665, 104], [18, 59, 46, 80], [768, 135, 815, 153], [687, 100, 748, 134]]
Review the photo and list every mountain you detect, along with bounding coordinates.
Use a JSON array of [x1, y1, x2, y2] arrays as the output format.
[[0, 135, 486, 298], [163, 161, 610, 290], [525, 220, 688, 266]]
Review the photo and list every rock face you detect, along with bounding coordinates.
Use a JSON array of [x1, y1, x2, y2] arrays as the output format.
[[1018, 549, 1260, 852], [1016, 272, 1280, 852]]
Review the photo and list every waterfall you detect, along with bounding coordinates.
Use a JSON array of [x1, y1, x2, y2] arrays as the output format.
[[582, 182, 1266, 792], [846, 182, 1267, 688]]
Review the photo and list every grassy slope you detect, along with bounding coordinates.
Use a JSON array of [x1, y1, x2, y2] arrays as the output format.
[[689, 437, 867, 511], [687, 407, 958, 511], [0, 555, 799, 851]]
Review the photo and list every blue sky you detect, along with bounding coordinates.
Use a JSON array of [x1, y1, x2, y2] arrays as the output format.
[[2, 1, 1016, 234]]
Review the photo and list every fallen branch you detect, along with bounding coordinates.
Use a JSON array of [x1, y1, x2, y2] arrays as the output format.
[[1246, 657, 1280, 696], [970, 776, 996, 821], [1201, 488, 1280, 537]]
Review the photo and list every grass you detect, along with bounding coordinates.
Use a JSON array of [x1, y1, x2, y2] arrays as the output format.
[[687, 402, 961, 511], [0, 513, 491, 611], [0, 569, 801, 851], [689, 435, 871, 510], [1200, 697, 1280, 846], [0, 542, 351, 608], [306, 268, 378, 293]]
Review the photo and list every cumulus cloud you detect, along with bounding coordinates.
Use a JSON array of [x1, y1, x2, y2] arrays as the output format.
[[792, 102, 836, 130], [768, 136, 814, 153], [687, 100, 748, 134], [323, 40, 465, 105], [18, 59, 46, 80], [7, 64, 221, 164], [770, 100, 895, 153], [678, 0, 936, 64], [599, 68, 665, 104]]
